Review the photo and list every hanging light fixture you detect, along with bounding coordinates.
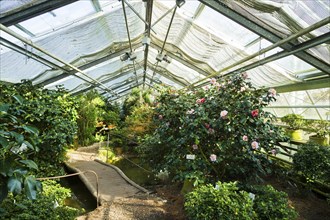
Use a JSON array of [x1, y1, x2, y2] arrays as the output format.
[[120, 52, 137, 61], [176, 0, 185, 7]]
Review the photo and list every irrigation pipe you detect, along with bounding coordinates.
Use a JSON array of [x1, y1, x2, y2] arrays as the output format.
[[36, 170, 100, 207]]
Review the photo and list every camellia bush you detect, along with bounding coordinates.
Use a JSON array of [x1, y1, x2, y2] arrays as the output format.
[[140, 73, 286, 184]]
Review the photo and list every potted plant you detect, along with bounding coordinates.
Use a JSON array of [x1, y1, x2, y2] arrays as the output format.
[[281, 113, 306, 141], [308, 120, 329, 146]]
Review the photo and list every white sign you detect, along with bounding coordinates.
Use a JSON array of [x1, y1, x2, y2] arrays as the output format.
[[186, 154, 196, 160]]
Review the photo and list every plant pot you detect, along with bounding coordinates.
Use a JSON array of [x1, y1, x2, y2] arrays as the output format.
[[286, 129, 304, 141], [309, 135, 329, 146]]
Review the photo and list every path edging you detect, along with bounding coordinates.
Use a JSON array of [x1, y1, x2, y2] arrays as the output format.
[[64, 162, 104, 204], [94, 159, 151, 194]]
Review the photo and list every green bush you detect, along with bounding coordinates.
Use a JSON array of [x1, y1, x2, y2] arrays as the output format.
[[0, 180, 82, 220], [0, 94, 41, 202], [76, 90, 104, 147], [249, 185, 298, 220], [184, 181, 256, 220], [293, 144, 330, 184], [0, 81, 78, 177]]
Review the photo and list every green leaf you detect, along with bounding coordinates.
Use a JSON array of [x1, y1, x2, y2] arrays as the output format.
[[13, 95, 24, 105], [0, 180, 8, 203], [0, 136, 9, 148], [24, 176, 39, 200], [11, 131, 24, 143], [8, 177, 22, 195], [23, 140, 34, 150], [20, 160, 38, 170], [22, 125, 39, 135], [0, 104, 9, 113]]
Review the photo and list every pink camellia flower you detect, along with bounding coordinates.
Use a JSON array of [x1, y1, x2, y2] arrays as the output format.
[[196, 98, 206, 104], [251, 141, 259, 150], [251, 109, 259, 117], [158, 115, 163, 120], [210, 78, 217, 85], [192, 144, 198, 150], [242, 72, 248, 79], [240, 87, 246, 92], [242, 135, 248, 142], [186, 109, 195, 115], [210, 154, 217, 162], [268, 88, 276, 97], [208, 128, 215, 134], [271, 149, 277, 156], [205, 123, 210, 129], [220, 110, 228, 119], [203, 85, 210, 90]]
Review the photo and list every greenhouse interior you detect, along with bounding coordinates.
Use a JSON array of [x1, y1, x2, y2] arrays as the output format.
[[0, 0, 329, 219]]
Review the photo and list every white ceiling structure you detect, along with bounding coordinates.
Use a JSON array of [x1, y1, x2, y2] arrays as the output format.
[[0, 0, 329, 119]]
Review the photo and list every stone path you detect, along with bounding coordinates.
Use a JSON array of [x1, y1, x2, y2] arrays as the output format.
[[66, 146, 172, 220]]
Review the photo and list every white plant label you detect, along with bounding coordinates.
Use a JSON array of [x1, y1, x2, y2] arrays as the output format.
[[186, 154, 196, 160]]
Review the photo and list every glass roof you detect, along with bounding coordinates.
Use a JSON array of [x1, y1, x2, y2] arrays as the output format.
[[0, 0, 329, 119]]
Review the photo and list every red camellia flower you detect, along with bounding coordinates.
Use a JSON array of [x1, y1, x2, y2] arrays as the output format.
[[251, 109, 259, 117], [196, 97, 206, 104]]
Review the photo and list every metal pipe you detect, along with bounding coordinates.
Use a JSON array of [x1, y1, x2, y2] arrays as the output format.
[[145, 4, 177, 34], [123, 0, 156, 34], [0, 24, 117, 96], [188, 16, 330, 87], [121, 0, 138, 85], [149, 6, 178, 88], [160, 6, 177, 53], [121, 0, 133, 52], [143, 0, 153, 89], [0, 37, 99, 86]]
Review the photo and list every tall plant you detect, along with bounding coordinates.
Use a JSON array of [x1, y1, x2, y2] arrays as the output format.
[[0, 95, 41, 202], [76, 90, 105, 146], [140, 73, 286, 184], [0, 81, 78, 177]]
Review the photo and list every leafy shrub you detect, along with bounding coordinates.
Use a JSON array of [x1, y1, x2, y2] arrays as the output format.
[[76, 90, 104, 147], [249, 185, 298, 220], [0, 180, 82, 220], [0, 81, 78, 177], [0, 95, 41, 202], [293, 144, 330, 184], [184, 181, 256, 220], [140, 73, 286, 183]]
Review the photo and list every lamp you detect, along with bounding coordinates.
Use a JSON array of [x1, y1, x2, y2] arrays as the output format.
[[120, 52, 129, 61], [156, 53, 171, 63], [163, 54, 172, 63], [120, 52, 137, 61], [176, 0, 185, 7]]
